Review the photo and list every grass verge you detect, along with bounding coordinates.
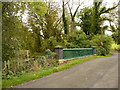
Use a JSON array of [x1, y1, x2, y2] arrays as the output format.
[[2, 54, 112, 89]]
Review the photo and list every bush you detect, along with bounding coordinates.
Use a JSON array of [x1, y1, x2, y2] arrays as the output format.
[[92, 35, 112, 55], [32, 49, 57, 68], [96, 46, 106, 56], [42, 36, 57, 51], [65, 42, 79, 48], [111, 41, 120, 51], [44, 49, 56, 58], [66, 30, 93, 48], [44, 49, 58, 67], [2, 49, 59, 80]]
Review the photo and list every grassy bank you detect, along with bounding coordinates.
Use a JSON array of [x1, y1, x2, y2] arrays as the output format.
[[3, 54, 112, 89]]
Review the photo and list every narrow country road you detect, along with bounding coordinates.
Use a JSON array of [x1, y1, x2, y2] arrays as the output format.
[[13, 53, 118, 88]]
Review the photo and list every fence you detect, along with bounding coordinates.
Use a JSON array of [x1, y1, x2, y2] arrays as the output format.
[[55, 47, 96, 59], [63, 48, 94, 59]]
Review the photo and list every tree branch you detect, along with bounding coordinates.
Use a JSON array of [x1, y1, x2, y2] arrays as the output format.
[[68, 3, 73, 17]]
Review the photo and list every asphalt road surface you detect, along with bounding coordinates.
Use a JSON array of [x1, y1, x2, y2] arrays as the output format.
[[13, 53, 118, 88]]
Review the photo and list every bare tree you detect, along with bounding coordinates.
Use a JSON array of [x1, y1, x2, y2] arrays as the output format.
[[68, 0, 83, 33]]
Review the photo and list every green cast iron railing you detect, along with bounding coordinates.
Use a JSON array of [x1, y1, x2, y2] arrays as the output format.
[[63, 48, 94, 59]]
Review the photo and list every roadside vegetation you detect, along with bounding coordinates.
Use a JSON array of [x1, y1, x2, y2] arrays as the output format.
[[111, 41, 120, 52], [2, 0, 119, 89], [3, 54, 112, 88]]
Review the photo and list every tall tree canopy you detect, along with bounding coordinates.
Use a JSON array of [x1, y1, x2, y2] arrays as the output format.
[[90, 1, 118, 35], [77, 1, 119, 38], [2, 2, 26, 61]]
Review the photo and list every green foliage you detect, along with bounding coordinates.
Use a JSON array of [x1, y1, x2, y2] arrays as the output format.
[[96, 46, 106, 56], [42, 37, 57, 51], [92, 35, 112, 55], [112, 31, 120, 44], [77, 8, 92, 35], [42, 2, 62, 41], [77, 1, 117, 36], [111, 41, 120, 51], [27, 2, 45, 53], [27, 2, 63, 53], [2, 2, 26, 61], [66, 30, 93, 48], [45, 49, 56, 58], [2, 49, 58, 80], [41, 36, 65, 52], [2, 54, 112, 88], [2, 1, 116, 87], [2, 2, 63, 61], [29, 2, 47, 17]]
